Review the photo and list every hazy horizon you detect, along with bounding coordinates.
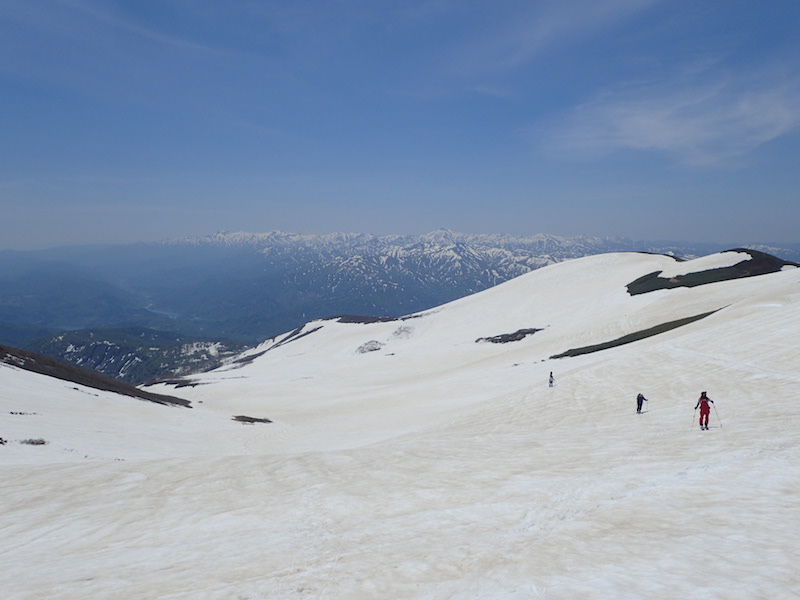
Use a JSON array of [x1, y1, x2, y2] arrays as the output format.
[[3, 228, 800, 255]]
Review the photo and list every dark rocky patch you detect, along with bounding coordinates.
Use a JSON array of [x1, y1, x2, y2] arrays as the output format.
[[19, 438, 48, 445], [0, 343, 191, 407], [334, 313, 422, 324], [230, 349, 269, 366], [550, 310, 719, 359], [151, 379, 205, 389], [627, 249, 798, 296], [357, 340, 384, 353], [231, 415, 272, 424], [477, 328, 543, 344], [229, 325, 325, 369], [336, 315, 398, 324]]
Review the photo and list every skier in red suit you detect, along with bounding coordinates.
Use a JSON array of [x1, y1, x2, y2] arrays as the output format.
[[695, 391, 714, 430]]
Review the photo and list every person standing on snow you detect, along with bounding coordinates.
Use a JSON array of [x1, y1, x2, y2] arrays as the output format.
[[636, 393, 648, 414], [695, 391, 714, 430], [549, 372, 555, 388]]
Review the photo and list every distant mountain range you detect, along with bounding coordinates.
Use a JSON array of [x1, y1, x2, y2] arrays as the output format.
[[1, 230, 798, 383], [24, 328, 246, 386]]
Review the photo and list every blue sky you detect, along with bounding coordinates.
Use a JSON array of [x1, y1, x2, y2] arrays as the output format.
[[1, 0, 799, 249]]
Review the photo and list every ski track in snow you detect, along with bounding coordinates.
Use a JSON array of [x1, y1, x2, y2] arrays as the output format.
[[1, 252, 799, 599]]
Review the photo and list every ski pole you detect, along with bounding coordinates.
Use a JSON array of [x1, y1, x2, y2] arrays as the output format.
[[712, 403, 722, 428], [690, 408, 697, 430]]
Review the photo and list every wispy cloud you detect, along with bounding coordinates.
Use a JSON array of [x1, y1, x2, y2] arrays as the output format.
[[449, 0, 659, 76], [57, 0, 232, 56], [542, 65, 800, 166]]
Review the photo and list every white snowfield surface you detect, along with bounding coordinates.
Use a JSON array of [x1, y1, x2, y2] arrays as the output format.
[[2, 251, 799, 599]]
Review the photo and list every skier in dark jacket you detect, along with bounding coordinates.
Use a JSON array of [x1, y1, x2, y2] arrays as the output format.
[[695, 391, 714, 430], [636, 393, 648, 414]]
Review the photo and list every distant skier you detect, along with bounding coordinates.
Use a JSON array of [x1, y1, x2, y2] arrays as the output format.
[[636, 393, 648, 414], [549, 372, 555, 388], [695, 391, 714, 430]]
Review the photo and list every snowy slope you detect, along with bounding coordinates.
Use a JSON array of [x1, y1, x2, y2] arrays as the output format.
[[2, 251, 799, 600]]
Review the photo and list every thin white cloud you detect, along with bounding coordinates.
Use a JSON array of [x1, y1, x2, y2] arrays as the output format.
[[543, 66, 800, 166], [57, 0, 230, 56], [449, 0, 659, 76]]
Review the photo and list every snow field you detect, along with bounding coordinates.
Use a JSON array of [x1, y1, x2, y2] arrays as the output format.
[[2, 251, 799, 599]]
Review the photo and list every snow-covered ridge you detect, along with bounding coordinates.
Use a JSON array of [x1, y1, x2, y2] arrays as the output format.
[[169, 228, 798, 259], [172, 229, 642, 258], [167, 248, 796, 387]]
